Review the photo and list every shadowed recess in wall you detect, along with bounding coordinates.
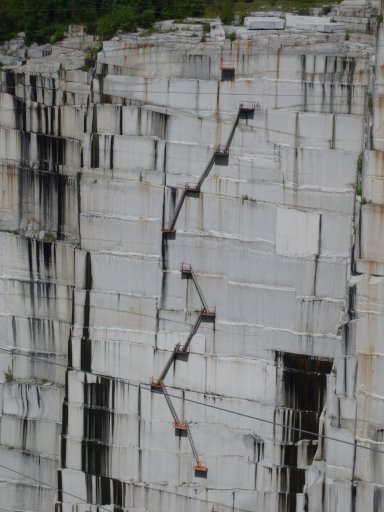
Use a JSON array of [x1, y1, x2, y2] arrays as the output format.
[[274, 351, 333, 512], [81, 376, 115, 473], [79, 376, 129, 508], [36, 133, 65, 172]]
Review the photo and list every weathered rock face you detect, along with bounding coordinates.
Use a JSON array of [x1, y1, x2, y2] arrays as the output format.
[[0, 10, 383, 511], [0, 35, 87, 511]]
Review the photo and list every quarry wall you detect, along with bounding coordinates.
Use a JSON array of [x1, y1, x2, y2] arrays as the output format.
[[0, 6, 383, 511]]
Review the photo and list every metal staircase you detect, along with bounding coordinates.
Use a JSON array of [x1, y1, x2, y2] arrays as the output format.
[[163, 102, 255, 233], [150, 263, 215, 473], [151, 263, 215, 385], [153, 100, 256, 474], [156, 343, 181, 382], [158, 381, 208, 472], [180, 263, 212, 313], [160, 381, 187, 432], [180, 314, 203, 353]]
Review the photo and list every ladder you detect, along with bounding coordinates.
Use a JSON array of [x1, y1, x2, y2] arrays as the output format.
[[194, 152, 216, 193], [164, 188, 188, 233], [151, 309, 208, 388], [222, 108, 241, 153], [180, 263, 215, 316], [153, 101, 258, 477], [180, 314, 203, 353], [215, 102, 255, 156], [156, 343, 181, 382], [163, 151, 214, 232], [219, 102, 255, 154], [163, 103, 254, 234], [161, 381, 207, 472], [161, 381, 187, 431], [150, 262, 219, 474], [191, 273, 209, 312], [151, 311, 205, 387]]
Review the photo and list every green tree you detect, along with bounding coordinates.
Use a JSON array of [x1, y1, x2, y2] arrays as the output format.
[[0, 0, 19, 42], [220, 0, 234, 23], [0, 0, 212, 45]]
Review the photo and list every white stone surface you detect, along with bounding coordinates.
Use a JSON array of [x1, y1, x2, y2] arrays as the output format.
[[276, 207, 320, 256], [210, 21, 226, 41], [244, 16, 286, 30], [286, 15, 346, 32], [0, 10, 380, 512]]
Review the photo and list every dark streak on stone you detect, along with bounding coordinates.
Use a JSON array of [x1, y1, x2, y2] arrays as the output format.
[[42, 239, 52, 271], [12, 316, 16, 345], [36, 133, 65, 172], [79, 471, 125, 508], [92, 105, 97, 134], [313, 214, 322, 296], [351, 481, 357, 512], [44, 106, 49, 134], [160, 235, 168, 310], [51, 78, 56, 106], [77, 173, 82, 237], [154, 139, 158, 170], [35, 239, 40, 276], [137, 107, 142, 136], [57, 106, 61, 137], [5, 71, 15, 94], [81, 377, 123, 500], [91, 133, 99, 168], [15, 97, 26, 131], [30, 75, 37, 102], [110, 135, 114, 170], [57, 174, 66, 240], [349, 285, 356, 320], [273, 351, 333, 509], [20, 131, 31, 167], [85, 472, 92, 504], [57, 470, 63, 503], [27, 238, 35, 313], [81, 252, 92, 372], [50, 106, 55, 136]]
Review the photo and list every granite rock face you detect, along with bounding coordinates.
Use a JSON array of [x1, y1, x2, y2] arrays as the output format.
[[0, 10, 382, 511]]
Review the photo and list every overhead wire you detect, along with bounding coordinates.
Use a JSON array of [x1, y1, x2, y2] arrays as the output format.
[[0, 460, 254, 512], [0, 296, 333, 338], [0, 77, 369, 144], [0, 102, 368, 114], [0, 106, 370, 144], [0, 344, 383, 457], [0, 80, 368, 97]]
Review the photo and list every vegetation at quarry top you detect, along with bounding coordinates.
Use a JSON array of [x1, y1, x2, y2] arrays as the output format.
[[0, 0, 336, 46]]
